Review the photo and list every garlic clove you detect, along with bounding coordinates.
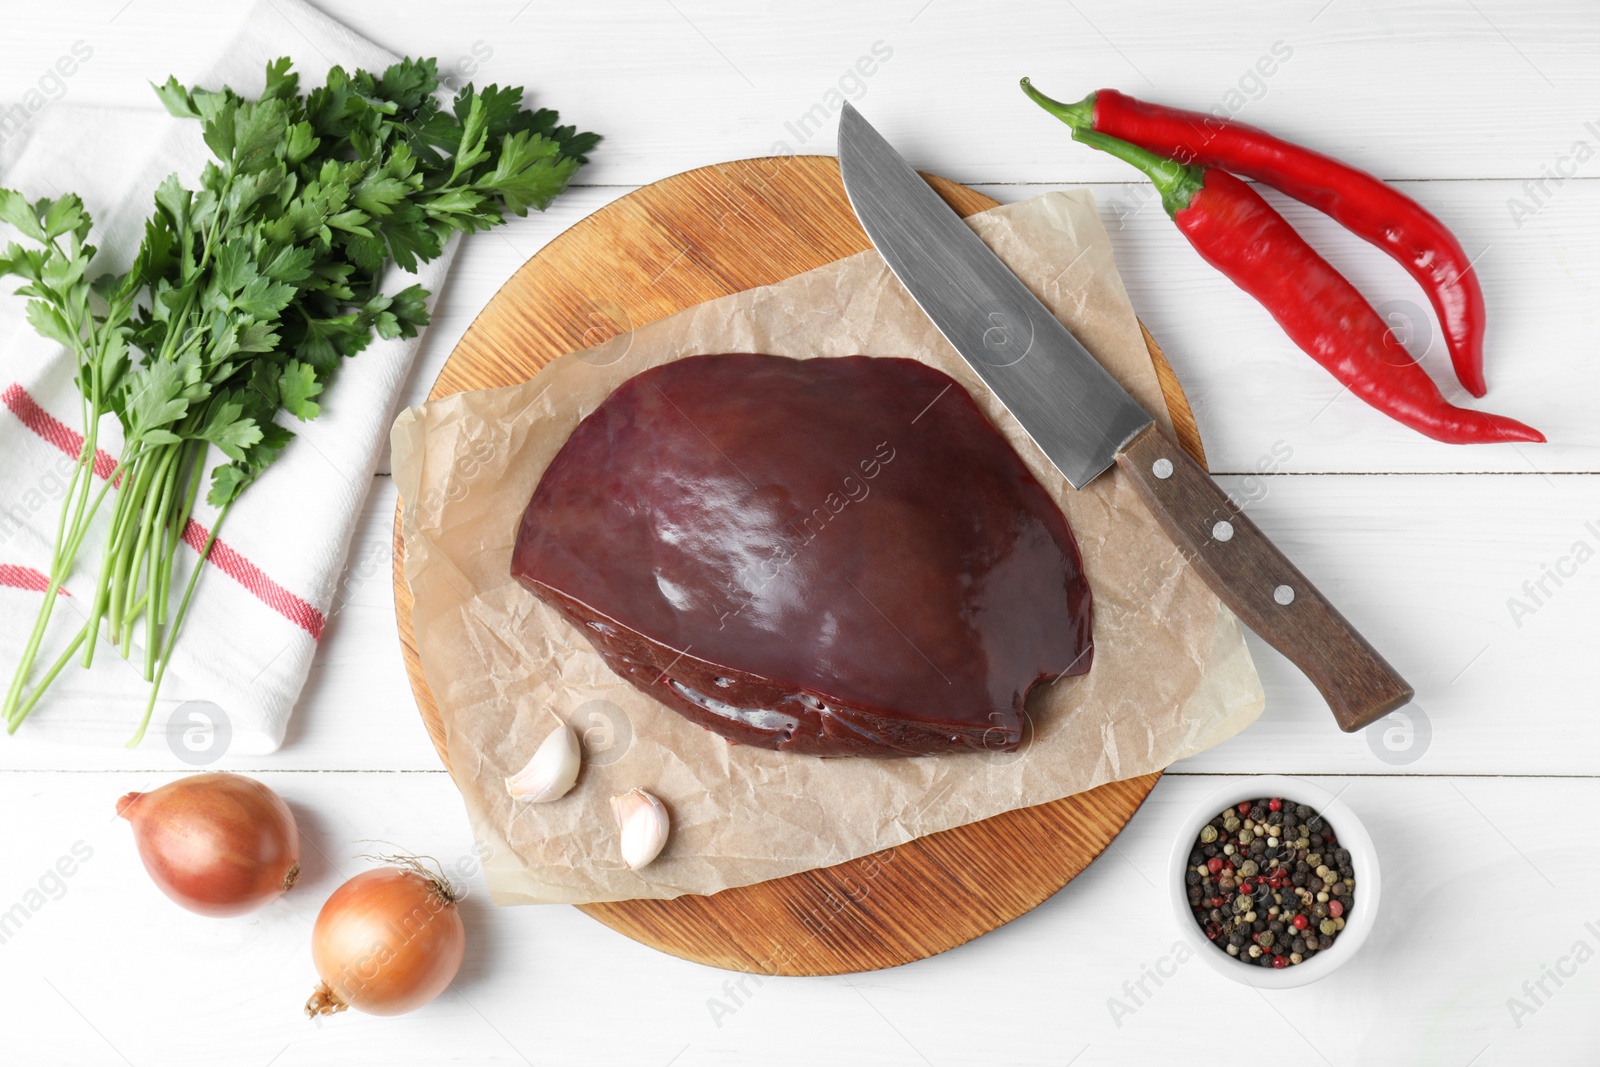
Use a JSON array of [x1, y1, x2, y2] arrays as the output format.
[[610, 788, 669, 870], [504, 721, 582, 802]]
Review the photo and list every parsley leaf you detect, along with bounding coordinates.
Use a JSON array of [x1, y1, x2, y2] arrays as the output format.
[[278, 359, 323, 421], [475, 130, 581, 215], [0, 55, 599, 738]]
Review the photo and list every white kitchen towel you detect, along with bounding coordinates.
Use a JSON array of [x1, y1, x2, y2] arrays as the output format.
[[0, 1, 449, 753]]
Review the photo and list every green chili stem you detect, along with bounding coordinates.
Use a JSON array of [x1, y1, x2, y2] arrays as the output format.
[[1068, 127, 1206, 218], [1018, 78, 1097, 130]]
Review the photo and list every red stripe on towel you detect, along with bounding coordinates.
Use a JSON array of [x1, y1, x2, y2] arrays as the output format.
[[3, 383, 324, 639]]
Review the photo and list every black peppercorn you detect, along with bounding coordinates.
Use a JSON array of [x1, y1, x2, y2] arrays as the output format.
[[1186, 798, 1353, 971]]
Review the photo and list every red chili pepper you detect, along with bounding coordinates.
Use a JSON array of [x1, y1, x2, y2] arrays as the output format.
[[1022, 80, 1491, 397], [1050, 126, 1542, 445]]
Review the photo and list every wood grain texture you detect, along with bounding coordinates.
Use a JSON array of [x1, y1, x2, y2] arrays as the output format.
[[391, 155, 1206, 975]]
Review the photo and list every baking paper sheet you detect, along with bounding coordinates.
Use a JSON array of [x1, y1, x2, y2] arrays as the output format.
[[392, 190, 1264, 905]]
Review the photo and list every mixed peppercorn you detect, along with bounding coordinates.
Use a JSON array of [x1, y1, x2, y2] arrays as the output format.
[[1185, 797, 1355, 969]]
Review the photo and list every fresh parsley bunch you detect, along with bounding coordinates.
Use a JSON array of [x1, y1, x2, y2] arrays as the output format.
[[0, 57, 598, 742]]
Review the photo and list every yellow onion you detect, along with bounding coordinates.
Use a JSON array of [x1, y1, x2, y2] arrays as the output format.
[[117, 773, 299, 917], [305, 860, 465, 1018]]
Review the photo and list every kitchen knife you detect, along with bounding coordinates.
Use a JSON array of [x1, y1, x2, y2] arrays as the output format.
[[837, 102, 1412, 732]]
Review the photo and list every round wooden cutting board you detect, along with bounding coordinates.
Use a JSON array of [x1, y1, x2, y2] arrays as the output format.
[[392, 156, 1207, 976]]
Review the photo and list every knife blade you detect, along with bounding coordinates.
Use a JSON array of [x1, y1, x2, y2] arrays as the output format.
[[837, 102, 1413, 732]]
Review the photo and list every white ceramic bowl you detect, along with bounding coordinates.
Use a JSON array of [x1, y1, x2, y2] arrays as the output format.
[[1169, 774, 1380, 989]]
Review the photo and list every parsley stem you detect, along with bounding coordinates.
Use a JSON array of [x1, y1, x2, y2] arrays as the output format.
[[3, 448, 140, 725], [157, 442, 203, 631], [80, 448, 150, 668], [118, 445, 180, 654], [128, 499, 230, 748], [104, 454, 155, 652], [6, 624, 89, 733], [141, 442, 199, 681], [54, 299, 128, 577]]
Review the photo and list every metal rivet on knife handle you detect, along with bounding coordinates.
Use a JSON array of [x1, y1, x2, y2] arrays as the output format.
[[1113, 422, 1413, 732], [1152, 457, 1174, 480]]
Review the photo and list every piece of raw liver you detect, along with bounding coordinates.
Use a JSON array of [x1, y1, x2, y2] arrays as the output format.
[[511, 353, 1092, 757]]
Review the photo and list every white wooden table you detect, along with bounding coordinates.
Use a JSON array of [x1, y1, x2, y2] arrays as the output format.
[[2, 1, 1596, 1063]]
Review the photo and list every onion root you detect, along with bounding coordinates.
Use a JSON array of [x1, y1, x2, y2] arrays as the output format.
[[305, 982, 349, 1018]]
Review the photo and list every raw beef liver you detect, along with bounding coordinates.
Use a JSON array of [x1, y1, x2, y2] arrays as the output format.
[[511, 353, 1092, 757]]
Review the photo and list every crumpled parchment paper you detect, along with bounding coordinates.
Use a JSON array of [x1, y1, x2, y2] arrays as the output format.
[[392, 190, 1264, 905]]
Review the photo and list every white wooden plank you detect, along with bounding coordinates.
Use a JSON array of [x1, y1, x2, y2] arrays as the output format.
[[1, 769, 1591, 1064], [969, 179, 1596, 476], [3, 9, 1592, 474], [396, 178, 1598, 476], [8, 470, 1594, 778], [0, 2, 1595, 1059], [1178, 472, 1600, 775], [293, 469, 1589, 778], [0, 0, 1594, 185], [0, 478, 441, 772]]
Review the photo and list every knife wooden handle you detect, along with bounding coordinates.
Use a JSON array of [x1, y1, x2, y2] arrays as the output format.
[[1115, 423, 1412, 732]]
